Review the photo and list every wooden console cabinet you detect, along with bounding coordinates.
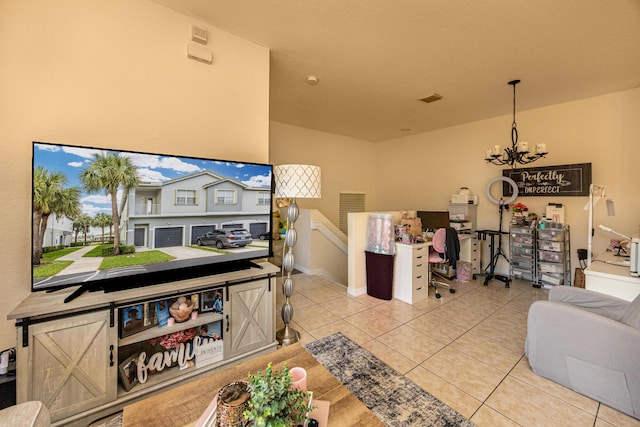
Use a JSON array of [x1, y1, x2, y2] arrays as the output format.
[[8, 262, 278, 427]]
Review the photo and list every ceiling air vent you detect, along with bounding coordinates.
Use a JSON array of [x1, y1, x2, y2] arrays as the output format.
[[419, 93, 443, 103], [192, 26, 208, 45]]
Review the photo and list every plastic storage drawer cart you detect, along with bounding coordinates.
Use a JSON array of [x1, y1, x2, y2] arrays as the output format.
[[536, 226, 571, 288], [510, 225, 537, 283]]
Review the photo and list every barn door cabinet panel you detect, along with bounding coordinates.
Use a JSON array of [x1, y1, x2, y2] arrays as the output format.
[[227, 278, 274, 358], [16, 310, 117, 424]]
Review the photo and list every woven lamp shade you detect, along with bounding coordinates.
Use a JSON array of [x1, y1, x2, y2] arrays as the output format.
[[274, 164, 321, 199]]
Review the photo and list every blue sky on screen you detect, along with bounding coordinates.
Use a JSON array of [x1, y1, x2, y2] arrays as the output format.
[[33, 142, 272, 216]]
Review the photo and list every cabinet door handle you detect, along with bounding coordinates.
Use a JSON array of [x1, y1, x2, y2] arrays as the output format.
[[416, 287, 422, 290], [109, 345, 114, 367], [226, 314, 229, 333]]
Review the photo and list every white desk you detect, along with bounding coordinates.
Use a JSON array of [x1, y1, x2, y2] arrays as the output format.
[[393, 242, 431, 304], [584, 252, 640, 301], [392, 234, 478, 304]]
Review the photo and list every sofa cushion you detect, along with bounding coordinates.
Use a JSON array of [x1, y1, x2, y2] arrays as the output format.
[[549, 286, 628, 321], [0, 401, 50, 427], [620, 293, 640, 328]]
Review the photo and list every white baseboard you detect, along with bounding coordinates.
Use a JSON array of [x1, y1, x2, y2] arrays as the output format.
[[347, 286, 367, 297], [296, 265, 344, 285]]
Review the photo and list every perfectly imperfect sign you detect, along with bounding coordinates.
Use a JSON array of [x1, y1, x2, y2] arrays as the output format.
[[502, 163, 592, 197]]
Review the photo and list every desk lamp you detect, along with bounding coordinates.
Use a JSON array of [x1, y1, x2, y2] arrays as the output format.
[[273, 164, 321, 346], [598, 223, 631, 255]]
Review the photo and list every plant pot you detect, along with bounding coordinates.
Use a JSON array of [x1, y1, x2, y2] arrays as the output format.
[[217, 381, 251, 427]]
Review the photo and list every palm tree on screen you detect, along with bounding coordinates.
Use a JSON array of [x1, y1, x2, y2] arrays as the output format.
[[93, 212, 113, 243], [80, 153, 139, 255], [72, 219, 84, 244], [32, 167, 80, 264], [77, 214, 93, 245]]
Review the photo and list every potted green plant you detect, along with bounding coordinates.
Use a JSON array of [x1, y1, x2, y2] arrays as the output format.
[[243, 362, 315, 427]]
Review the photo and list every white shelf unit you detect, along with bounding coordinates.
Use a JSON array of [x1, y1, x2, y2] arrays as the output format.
[[536, 226, 571, 287], [461, 235, 481, 274], [449, 204, 480, 278], [449, 203, 477, 233]]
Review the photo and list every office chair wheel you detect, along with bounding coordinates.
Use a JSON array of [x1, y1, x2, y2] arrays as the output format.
[[435, 292, 442, 299], [450, 288, 455, 294]]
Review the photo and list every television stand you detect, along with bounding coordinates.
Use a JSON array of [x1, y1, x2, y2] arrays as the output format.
[[9, 262, 279, 427], [250, 260, 264, 269], [63, 284, 91, 303]]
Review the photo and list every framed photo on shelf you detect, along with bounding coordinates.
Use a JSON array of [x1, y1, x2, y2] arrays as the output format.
[[155, 299, 171, 327], [194, 321, 224, 368], [118, 353, 140, 392], [144, 301, 157, 327], [200, 288, 224, 314], [119, 303, 149, 338]]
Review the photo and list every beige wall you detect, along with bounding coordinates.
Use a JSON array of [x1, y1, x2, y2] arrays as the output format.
[[271, 88, 640, 278], [269, 122, 378, 226], [2, 0, 639, 351], [0, 0, 269, 350], [373, 88, 640, 274]]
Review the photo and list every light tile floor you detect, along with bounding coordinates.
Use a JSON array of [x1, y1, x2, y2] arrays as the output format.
[[276, 273, 640, 427]]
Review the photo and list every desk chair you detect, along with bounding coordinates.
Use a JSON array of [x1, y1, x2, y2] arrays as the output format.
[[428, 228, 459, 298]]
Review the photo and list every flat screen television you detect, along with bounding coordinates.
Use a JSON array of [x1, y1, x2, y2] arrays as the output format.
[[416, 210, 450, 231], [32, 141, 273, 301]]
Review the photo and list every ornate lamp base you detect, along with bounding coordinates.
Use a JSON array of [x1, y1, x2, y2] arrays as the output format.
[[276, 324, 300, 346], [276, 200, 301, 347]]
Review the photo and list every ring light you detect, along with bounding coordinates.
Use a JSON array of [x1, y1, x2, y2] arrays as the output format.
[[486, 176, 518, 205]]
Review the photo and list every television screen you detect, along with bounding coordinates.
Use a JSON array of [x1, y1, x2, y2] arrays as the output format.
[[416, 211, 450, 231], [32, 142, 273, 297]]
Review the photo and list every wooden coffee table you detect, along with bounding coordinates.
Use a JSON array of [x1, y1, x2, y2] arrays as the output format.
[[122, 343, 383, 426]]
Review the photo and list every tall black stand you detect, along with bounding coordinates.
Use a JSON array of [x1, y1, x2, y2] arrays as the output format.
[[473, 202, 511, 288]]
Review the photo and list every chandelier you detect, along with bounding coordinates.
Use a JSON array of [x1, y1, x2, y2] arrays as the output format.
[[485, 80, 548, 168]]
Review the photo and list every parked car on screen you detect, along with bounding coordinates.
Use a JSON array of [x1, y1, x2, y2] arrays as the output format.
[[258, 232, 271, 240], [196, 229, 253, 249]]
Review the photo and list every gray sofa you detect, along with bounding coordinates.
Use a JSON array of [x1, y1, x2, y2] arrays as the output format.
[[526, 286, 640, 419]]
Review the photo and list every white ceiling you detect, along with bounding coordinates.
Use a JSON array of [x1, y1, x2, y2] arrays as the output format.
[[153, 0, 640, 142]]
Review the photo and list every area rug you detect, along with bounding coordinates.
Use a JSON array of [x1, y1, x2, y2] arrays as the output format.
[[304, 332, 476, 427], [93, 414, 122, 427]]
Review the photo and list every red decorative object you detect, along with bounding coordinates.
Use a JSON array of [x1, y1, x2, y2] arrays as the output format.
[[510, 202, 528, 213], [150, 328, 197, 349]]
